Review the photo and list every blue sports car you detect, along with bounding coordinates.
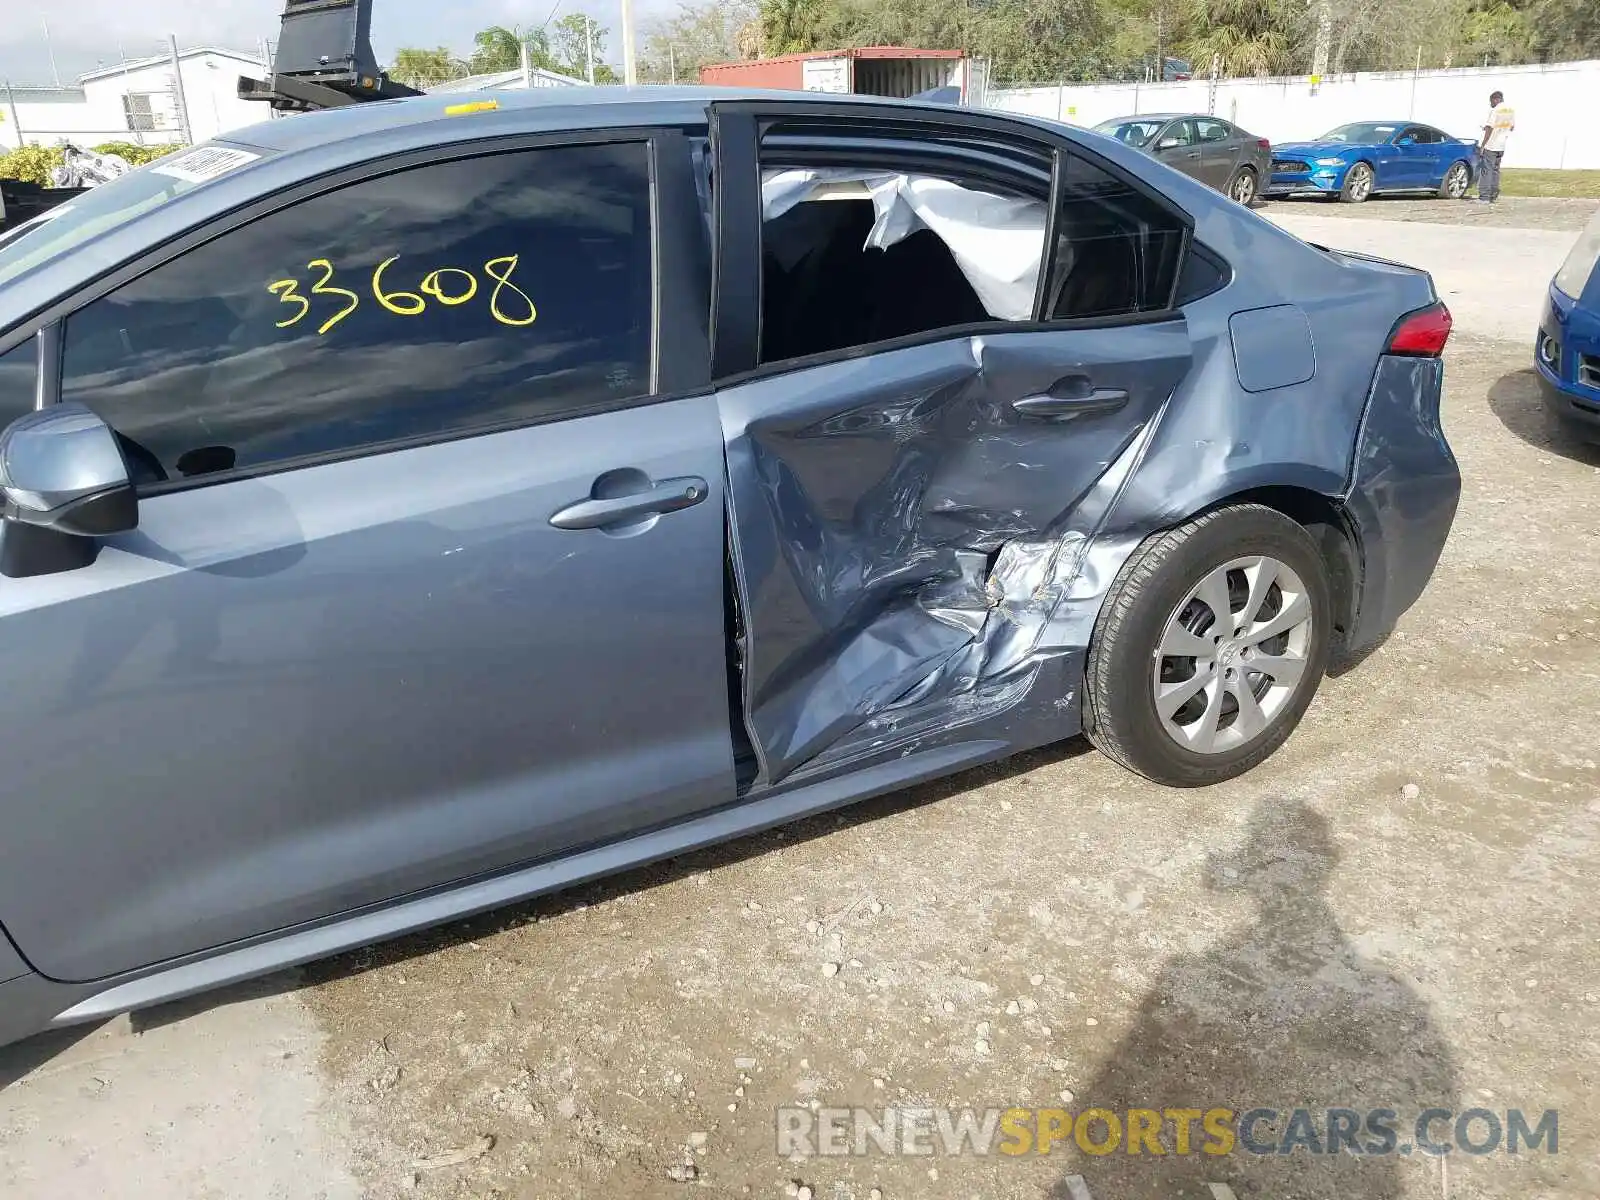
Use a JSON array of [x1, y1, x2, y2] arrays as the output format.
[[1535, 205, 1600, 442], [1266, 121, 1478, 203]]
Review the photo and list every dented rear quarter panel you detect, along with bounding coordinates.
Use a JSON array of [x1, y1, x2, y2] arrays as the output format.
[[725, 149, 1448, 789]]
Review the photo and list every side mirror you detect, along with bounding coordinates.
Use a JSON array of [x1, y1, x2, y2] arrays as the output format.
[[1396, 136, 1415, 146], [1157, 137, 1180, 150], [0, 403, 136, 577]]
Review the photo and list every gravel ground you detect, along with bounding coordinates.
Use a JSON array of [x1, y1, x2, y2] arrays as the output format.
[[1257, 194, 1597, 232], [3, 199, 1598, 1200]]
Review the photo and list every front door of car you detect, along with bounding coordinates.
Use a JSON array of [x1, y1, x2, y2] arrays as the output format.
[[705, 101, 1195, 785], [1153, 118, 1203, 181], [0, 135, 736, 983], [1382, 128, 1429, 188]]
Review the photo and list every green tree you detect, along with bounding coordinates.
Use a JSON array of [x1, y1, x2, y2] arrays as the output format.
[[639, 0, 761, 82], [1180, 0, 1296, 77], [469, 24, 562, 74], [550, 13, 621, 82], [390, 46, 469, 87]]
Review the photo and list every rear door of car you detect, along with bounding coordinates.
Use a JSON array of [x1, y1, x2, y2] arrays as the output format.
[[704, 100, 1196, 785], [0, 129, 737, 983], [1194, 118, 1239, 189]]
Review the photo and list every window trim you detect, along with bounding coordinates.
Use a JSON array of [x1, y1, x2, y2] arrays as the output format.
[[0, 333, 42, 425], [1161, 119, 1198, 148], [36, 127, 710, 499], [706, 98, 1195, 385]]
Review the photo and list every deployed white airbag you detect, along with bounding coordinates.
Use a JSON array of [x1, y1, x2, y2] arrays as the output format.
[[761, 168, 1047, 322]]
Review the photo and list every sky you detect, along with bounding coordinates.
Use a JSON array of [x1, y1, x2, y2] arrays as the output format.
[[0, 0, 666, 85]]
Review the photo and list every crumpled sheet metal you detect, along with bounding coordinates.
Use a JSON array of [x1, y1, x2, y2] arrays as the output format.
[[723, 332, 1184, 785]]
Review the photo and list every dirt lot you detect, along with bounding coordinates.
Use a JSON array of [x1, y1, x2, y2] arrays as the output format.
[[1257, 193, 1596, 232], [3, 199, 1599, 1200]]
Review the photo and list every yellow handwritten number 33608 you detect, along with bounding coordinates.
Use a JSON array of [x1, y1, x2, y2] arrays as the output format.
[[267, 255, 537, 333]]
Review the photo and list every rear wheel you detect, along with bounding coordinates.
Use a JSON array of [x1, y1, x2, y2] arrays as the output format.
[[1339, 162, 1375, 203], [1083, 504, 1332, 787], [1438, 160, 1471, 199], [1227, 166, 1258, 205]]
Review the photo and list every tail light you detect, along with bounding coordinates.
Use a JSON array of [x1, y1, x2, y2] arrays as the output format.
[[1256, 138, 1270, 150], [1386, 301, 1453, 357]]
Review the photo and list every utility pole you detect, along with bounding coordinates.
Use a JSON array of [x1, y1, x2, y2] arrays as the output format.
[[1154, 6, 1163, 81], [585, 14, 596, 84], [167, 35, 193, 145], [520, 38, 532, 88], [669, 46, 677, 84], [42, 18, 62, 87], [621, 0, 638, 84]]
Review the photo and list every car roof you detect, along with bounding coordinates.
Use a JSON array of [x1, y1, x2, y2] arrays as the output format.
[[221, 85, 977, 155], [1099, 113, 1191, 123]]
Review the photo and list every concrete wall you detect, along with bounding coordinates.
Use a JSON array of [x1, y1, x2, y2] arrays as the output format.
[[2, 51, 269, 152], [986, 58, 1600, 170]]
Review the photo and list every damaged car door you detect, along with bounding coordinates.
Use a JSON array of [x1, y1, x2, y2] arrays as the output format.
[[707, 104, 1197, 785]]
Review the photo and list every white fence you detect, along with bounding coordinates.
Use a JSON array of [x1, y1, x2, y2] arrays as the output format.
[[985, 58, 1600, 170]]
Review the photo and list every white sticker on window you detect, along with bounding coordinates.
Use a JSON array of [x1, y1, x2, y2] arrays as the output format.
[[149, 146, 261, 183]]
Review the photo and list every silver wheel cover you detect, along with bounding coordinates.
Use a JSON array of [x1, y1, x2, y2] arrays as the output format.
[[1152, 556, 1315, 754]]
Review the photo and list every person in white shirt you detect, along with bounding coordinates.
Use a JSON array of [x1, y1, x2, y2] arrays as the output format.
[[1477, 90, 1515, 203]]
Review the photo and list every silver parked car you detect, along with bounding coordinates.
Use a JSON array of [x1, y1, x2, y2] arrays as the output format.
[[1093, 112, 1274, 205], [0, 86, 1459, 1047]]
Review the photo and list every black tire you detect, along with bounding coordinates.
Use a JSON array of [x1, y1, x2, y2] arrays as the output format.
[[1227, 166, 1258, 205], [1438, 159, 1471, 199], [1082, 504, 1333, 787], [1339, 161, 1374, 203]]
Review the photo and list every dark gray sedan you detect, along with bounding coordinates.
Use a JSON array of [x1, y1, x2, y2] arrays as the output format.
[[1093, 112, 1273, 204], [0, 85, 1458, 1048]]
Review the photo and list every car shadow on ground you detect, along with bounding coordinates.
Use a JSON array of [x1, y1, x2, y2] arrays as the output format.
[[0, 972, 308, 1091], [1489, 368, 1600, 465], [1, 737, 1094, 1079], [1047, 797, 1460, 1200]]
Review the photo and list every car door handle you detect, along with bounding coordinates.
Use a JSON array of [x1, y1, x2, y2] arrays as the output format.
[[549, 475, 709, 530], [1013, 383, 1130, 419]]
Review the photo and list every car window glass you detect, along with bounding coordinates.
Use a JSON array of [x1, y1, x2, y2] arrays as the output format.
[[0, 144, 270, 289], [0, 336, 38, 428], [758, 165, 1049, 363], [1093, 120, 1165, 148], [1196, 120, 1230, 143], [1161, 121, 1196, 148], [1047, 153, 1188, 320], [59, 143, 653, 485]]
